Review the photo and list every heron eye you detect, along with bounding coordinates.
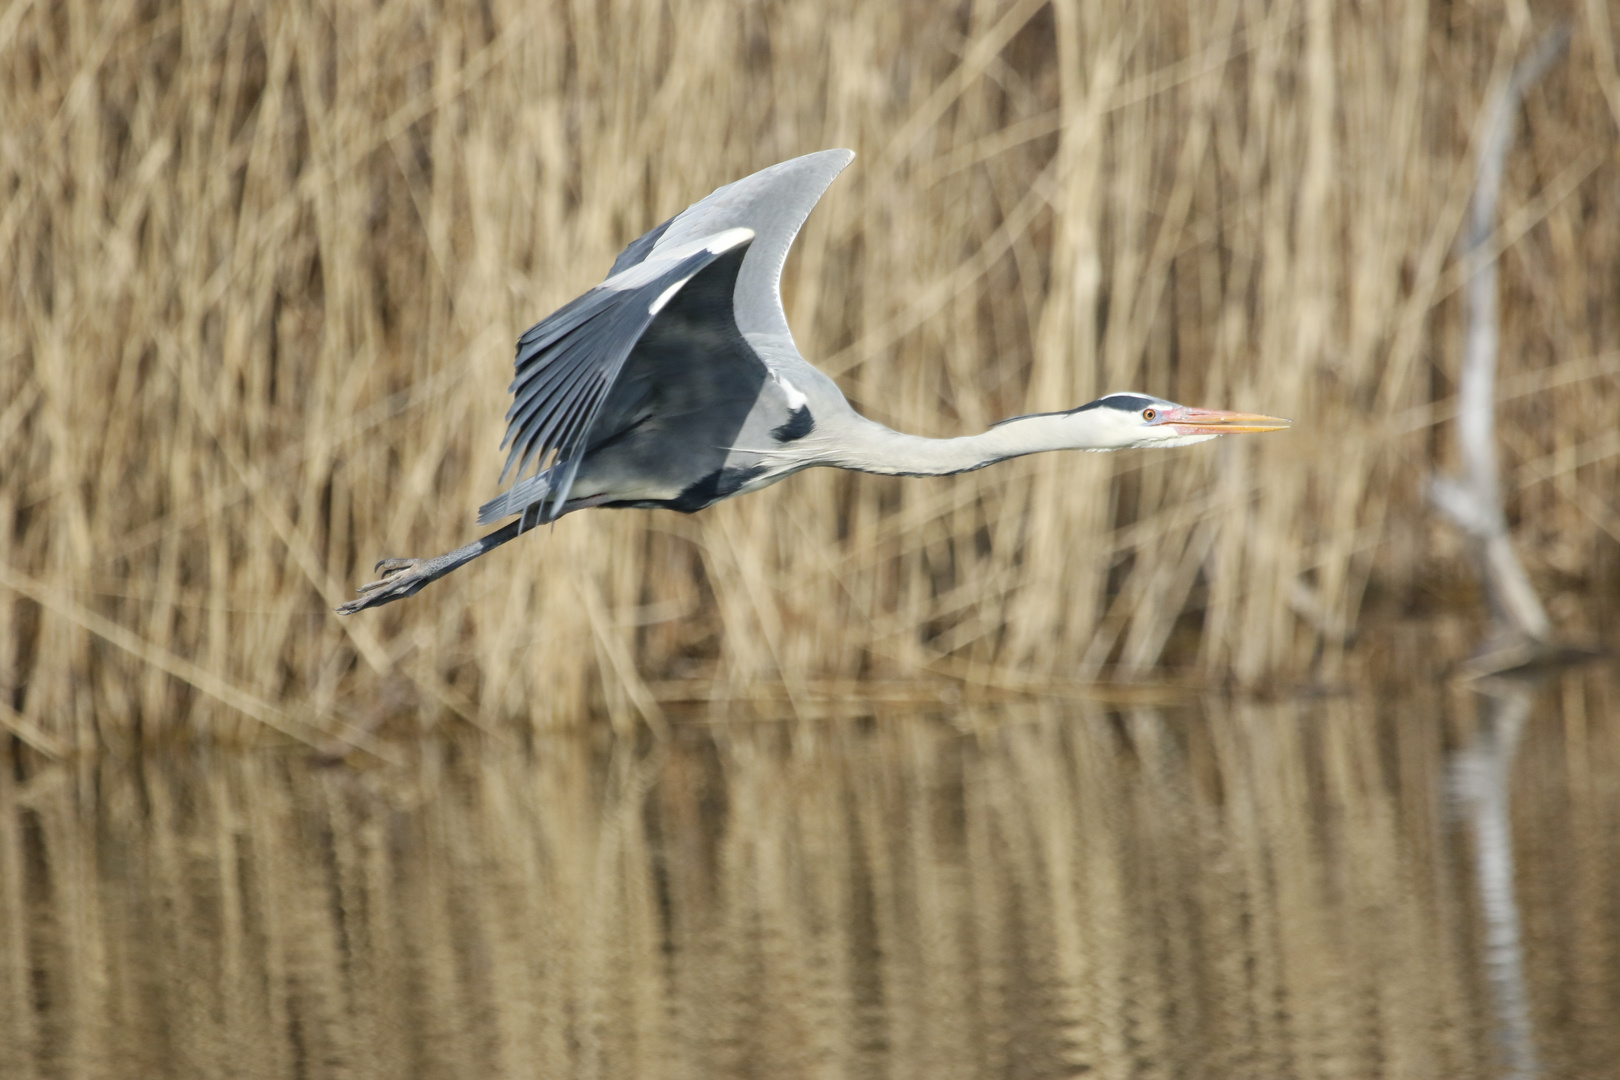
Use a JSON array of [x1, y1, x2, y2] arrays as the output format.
[[1142, 408, 1156, 421]]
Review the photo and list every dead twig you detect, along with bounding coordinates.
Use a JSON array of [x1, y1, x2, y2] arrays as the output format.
[[1430, 25, 1570, 647]]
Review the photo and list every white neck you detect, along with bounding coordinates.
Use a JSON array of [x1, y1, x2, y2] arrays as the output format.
[[827, 412, 1106, 477]]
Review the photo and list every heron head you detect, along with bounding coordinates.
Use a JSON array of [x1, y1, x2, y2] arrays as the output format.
[[1071, 393, 1292, 449]]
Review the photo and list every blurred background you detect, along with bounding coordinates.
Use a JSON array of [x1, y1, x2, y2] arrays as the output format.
[[2, 0, 1617, 743], [4, 2, 1620, 1077]]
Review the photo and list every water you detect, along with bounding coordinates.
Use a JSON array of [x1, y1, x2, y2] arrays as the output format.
[[3, 670, 1618, 1079]]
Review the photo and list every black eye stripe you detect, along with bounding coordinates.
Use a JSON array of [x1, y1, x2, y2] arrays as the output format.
[[1073, 393, 1159, 414], [992, 393, 1168, 430]]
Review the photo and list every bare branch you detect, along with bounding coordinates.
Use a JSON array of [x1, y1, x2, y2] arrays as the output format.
[[1431, 24, 1570, 644]]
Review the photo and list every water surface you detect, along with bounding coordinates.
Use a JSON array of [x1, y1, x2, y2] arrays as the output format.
[[3, 671, 1618, 1079]]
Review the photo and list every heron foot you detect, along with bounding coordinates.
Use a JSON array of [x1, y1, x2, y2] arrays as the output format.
[[335, 557, 435, 614], [336, 522, 525, 615]]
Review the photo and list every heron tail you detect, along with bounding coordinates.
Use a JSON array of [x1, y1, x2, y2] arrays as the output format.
[[477, 470, 552, 526]]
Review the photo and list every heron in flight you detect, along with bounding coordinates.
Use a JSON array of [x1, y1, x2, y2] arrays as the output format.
[[339, 150, 1288, 613]]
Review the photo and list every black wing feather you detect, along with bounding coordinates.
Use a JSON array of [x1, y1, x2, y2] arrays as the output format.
[[606, 214, 676, 276], [505, 296, 623, 406], [504, 318, 619, 437], [494, 244, 738, 521], [503, 328, 618, 478]]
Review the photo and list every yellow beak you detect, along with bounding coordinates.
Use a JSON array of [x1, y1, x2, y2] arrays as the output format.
[[1163, 407, 1293, 436]]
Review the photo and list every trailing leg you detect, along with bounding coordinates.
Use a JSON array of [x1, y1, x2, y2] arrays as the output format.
[[336, 520, 523, 613]]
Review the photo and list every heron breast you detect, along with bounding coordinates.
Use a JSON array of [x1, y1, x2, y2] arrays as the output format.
[[668, 463, 771, 512]]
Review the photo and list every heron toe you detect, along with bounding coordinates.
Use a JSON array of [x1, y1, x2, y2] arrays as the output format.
[[336, 558, 431, 613]]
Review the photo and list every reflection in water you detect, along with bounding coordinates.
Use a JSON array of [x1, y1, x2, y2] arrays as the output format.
[[1451, 680, 1539, 1080], [2, 678, 1619, 1079]]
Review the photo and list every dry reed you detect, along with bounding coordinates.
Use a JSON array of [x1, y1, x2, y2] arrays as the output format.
[[2, 0, 1618, 740]]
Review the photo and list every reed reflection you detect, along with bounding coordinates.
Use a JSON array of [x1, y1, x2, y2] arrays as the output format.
[[2, 680, 1618, 1079]]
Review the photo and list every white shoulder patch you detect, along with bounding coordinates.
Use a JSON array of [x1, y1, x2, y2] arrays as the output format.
[[650, 227, 755, 267], [772, 371, 807, 409], [607, 227, 757, 295], [649, 276, 694, 315], [704, 226, 755, 254]]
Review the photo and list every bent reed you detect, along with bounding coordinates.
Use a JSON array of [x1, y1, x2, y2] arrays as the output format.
[[2, 0, 1616, 744]]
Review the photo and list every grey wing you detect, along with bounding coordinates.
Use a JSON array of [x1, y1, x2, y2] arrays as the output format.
[[638, 149, 853, 344], [494, 228, 755, 522]]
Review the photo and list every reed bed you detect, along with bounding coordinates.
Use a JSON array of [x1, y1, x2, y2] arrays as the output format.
[[2, 0, 1617, 740]]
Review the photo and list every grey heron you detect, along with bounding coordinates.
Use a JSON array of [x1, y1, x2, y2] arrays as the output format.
[[338, 150, 1288, 613]]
